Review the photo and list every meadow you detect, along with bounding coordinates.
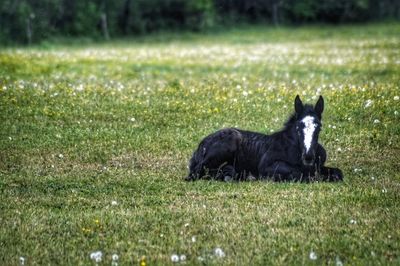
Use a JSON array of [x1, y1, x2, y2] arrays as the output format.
[[0, 23, 399, 265]]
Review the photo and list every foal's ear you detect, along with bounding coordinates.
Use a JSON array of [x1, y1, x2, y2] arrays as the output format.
[[294, 95, 303, 114], [314, 96, 324, 118]]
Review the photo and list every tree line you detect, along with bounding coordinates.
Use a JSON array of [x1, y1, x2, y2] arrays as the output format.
[[1, 0, 399, 44]]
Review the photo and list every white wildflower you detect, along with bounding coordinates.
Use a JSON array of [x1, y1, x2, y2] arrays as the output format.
[[309, 251, 317, 260], [191, 236, 196, 243], [382, 188, 387, 193], [242, 91, 248, 97], [130, 117, 136, 122], [58, 154, 64, 159], [184, 223, 189, 227], [394, 96, 399, 101], [353, 168, 362, 173], [19, 257, 25, 265], [373, 119, 380, 124], [364, 99, 373, 108], [214, 247, 225, 258], [350, 219, 357, 224], [111, 200, 118, 206], [76, 84, 84, 91], [394, 111, 398, 115], [180, 255, 186, 261], [171, 254, 179, 262]]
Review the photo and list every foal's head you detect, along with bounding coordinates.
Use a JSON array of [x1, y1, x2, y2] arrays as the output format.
[[293, 95, 324, 166]]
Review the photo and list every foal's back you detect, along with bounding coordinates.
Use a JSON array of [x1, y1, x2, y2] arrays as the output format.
[[188, 127, 272, 179]]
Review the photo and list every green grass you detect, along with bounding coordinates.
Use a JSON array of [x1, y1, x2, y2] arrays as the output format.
[[1, 23, 399, 265]]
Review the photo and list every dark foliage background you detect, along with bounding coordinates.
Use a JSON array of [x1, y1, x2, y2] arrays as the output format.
[[1, 0, 399, 44]]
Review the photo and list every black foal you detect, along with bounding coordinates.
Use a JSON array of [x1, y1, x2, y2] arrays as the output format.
[[185, 95, 343, 182]]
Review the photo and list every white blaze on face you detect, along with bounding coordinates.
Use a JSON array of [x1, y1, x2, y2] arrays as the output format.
[[302, 116, 317, 152]]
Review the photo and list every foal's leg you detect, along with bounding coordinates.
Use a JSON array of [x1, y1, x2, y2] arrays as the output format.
[[186, 128, 241, 180], [214, 164, 236, 182], [259, 161, 303, 182], [185, 144, 227, 181], [319, 166, 343, 182]]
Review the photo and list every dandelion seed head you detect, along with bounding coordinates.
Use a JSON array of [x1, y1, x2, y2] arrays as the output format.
[[214, 247, 225, 258], [171, 254, 179, 262], [90, 251, 102, 262], [309, 251, 317, 260], [336, 256, 343, 266]]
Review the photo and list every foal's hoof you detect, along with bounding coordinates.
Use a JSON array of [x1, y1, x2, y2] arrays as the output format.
[[184, 175, 195, 181], [330, 169, 344, 182], [224, 176, 233, 182], [246, 175, 257, 181]]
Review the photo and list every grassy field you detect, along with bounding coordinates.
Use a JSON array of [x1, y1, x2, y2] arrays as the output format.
[[0, 23, 399, 265]]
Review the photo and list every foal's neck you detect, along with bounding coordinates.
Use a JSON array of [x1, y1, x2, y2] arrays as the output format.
[[284, 123, 301, 146]]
